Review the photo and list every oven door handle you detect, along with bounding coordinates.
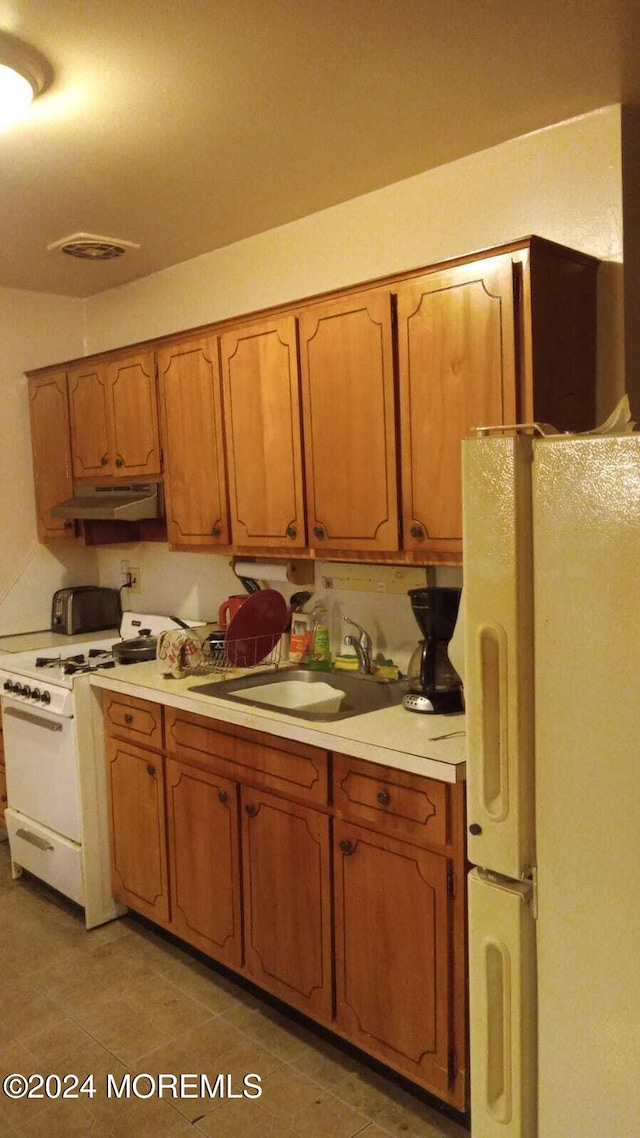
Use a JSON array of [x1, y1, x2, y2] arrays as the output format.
[[16, 827, 55, 852], [3, 706, 63, 732]]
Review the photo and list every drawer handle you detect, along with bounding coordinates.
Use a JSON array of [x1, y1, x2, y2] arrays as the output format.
[[146, 764, 156, 777], [377, 790, 391, 806], [124, 713, 133, 724], [16, 827, 54, 852], [339, 839, 355, 857], [218, 790, 228, 804]]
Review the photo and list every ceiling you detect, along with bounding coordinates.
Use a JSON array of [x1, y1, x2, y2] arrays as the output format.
[[2, 0, 640, 297]]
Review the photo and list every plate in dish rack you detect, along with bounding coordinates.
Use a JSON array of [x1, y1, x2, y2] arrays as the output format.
[[224, 589, 289, 667]]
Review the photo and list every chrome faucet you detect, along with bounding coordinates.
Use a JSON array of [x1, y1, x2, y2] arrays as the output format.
[[343, 617, 373, 674]]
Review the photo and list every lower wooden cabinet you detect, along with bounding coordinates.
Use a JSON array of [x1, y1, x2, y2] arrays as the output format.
[[105, 736, 169, 923], [103, 697, 467, 1110], [334, 817, 452, 1097], [166, 759, 242, 967], [242, 785, 333, 1021]]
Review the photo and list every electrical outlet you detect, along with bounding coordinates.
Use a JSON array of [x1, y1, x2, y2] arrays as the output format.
[[129, 566, 141, 593], [120, 558, 130, 585]]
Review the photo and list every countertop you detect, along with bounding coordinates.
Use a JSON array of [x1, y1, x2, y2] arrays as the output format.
[[0, 628, 119, 653], [90, 661, 467, 783]]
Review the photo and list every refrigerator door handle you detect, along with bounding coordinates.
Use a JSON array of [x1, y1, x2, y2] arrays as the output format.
[[477, 622, 509, 821], [484, 936, 511, 1122]]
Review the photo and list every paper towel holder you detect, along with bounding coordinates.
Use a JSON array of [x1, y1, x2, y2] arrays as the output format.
[[231, 558, 314, 587]]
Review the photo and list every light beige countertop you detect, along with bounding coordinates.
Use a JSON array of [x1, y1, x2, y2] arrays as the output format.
[[90, 661, 467, 783], [0, 628, 118, 653]]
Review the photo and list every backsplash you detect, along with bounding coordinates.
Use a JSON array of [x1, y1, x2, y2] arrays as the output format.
[[95, 544, 462, 674]]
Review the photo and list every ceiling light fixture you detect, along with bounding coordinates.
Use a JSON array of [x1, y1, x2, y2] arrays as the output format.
[[0, 34, 47, 129]]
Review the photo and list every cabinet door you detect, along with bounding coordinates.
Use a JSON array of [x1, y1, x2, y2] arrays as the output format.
[[299, 290, 399, 552], [28, 371, 76, 541], [106, 352, 161, 476], [68, 363, 112, 478], [166, 759, 242, 967], [105, 737, 169, 923], [221, 316, 306, 548], [242, 786, 332, 1021], [397, 254, 517, 557], [334, 818, 452, 1098], [157, 337, 229, 546]]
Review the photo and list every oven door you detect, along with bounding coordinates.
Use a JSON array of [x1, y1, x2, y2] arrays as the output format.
[[1, 697, 81, 842]]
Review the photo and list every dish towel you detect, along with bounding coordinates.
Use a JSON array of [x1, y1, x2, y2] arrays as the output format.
[[157, 629, 205, 678]]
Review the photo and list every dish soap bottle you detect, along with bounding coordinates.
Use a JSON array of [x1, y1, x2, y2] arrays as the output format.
[[308, 604, 332, 671]]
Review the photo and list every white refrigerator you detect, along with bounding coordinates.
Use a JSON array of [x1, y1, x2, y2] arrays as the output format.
[[462, 432, 640, 1138]]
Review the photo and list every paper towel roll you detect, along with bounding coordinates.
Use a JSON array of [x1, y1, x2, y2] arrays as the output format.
[[234, 560, 292, 583]]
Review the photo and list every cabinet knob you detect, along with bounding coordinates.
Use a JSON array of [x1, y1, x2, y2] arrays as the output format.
[[339, 839, 355, 856], [286, 525, 297, 539], [469, 823, 482, 836], [63, 519, 74, 530], [313, 524, 326, 540], [115, 457, 124, 468], [211, 525, 221, 538], [124, 713, 133, 724], [410, 524, 424, 541], [1, 795, 7, 804], [245, 803, 258, 818], [376, 790, 391, 807], [146, 764, 156, 777], [218, 790, 228, 804], [100, 455, 108, 466]]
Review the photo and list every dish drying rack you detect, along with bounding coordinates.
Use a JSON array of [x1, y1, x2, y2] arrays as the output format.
[[179, 633, 286, 677]]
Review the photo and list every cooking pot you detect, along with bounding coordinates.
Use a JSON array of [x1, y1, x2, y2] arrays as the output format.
[[112, 635, 158, 664]]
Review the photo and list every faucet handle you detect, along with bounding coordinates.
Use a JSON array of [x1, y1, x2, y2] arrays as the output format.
[[343, 616, 372, 651]]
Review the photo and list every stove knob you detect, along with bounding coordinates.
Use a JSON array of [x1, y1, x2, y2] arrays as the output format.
[[13, 682, 23, 695], [31, 688, 41, 700], [3, 679, 13, 692], [40, 690, 51, 705], [22, 685, 31, 698]]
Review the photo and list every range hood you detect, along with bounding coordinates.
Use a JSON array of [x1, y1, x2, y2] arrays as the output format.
[[51, 483, 159, 521]]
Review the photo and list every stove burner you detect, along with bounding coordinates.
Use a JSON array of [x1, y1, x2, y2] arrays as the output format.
[[35, 649, 116, 676]]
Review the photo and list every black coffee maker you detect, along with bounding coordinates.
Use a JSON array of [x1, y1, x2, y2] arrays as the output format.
[[403, 587, 463, 714]]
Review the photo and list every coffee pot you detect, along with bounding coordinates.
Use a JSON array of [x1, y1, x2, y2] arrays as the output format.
[[403, 587, 463, 714]]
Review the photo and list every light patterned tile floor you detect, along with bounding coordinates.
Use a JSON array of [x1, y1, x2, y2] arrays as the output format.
[[0, 842, 469, 1137]]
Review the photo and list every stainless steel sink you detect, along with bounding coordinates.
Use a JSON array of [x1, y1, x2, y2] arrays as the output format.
[[189, 668, 409, 721]]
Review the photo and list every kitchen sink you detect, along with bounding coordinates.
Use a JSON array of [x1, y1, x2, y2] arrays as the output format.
[[189, 668, 409, 721]]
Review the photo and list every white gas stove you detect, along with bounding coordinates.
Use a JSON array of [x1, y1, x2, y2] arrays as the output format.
[[0, 612, 200, 927]]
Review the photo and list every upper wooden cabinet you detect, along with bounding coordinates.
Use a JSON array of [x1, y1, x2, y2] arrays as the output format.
[[68, 351, 160, 480], [397, 240, 598, 558], [397, 254, 517, 557], [220, 316, 306, 548], [157, 336, 229, 547], [28, 370, 76, 542], [298, 289, 399, 553]]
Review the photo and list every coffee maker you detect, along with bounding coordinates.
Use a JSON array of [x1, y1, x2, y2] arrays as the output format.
[[403, 586, 463, 714]]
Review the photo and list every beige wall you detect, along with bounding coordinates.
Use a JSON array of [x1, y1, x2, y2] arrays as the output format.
[[1, 106, 626, 644], [0, 289, 98, 635]]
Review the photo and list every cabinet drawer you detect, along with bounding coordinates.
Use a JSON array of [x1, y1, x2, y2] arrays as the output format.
[[103, 692, 163, 750], [165, 708, 328, 806], [333, 752, 449, 848]]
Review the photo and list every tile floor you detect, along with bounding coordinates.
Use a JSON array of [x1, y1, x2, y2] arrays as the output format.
[[0, 842, 470, 1137]]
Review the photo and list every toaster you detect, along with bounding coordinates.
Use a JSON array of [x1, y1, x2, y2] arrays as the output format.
[[51, 587, 122, 635]]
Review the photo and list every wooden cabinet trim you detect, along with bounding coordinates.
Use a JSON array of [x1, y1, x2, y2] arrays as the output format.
[[103, 692, 163, 751], [165, 709, 328, 805]]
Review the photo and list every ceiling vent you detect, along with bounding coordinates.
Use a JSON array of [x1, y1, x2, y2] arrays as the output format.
[[46, 233, 140, 260]]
